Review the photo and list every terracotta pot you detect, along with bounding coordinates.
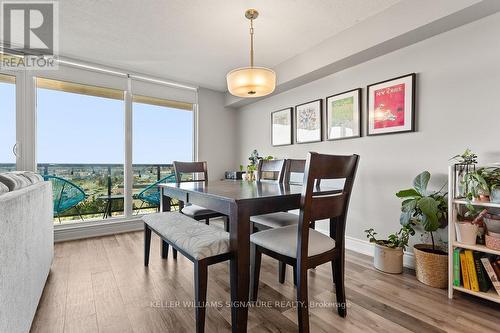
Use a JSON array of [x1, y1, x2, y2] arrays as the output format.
[[373, 244, 403, 274], [413, 244, 448, 288]]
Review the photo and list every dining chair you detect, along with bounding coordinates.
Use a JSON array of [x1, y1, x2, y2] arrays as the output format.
[[251, 159, 308, 283], [256, 158, 286, 182], [173, 161, 228, 224], [250, 152, 360, 332], [143, 212, 233, 333], [169, 161, 229, 259]]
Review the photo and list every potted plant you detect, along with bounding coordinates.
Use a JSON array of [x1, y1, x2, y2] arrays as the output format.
[[397, 171, 448, 288], [450, 149, 477, 197], [463, 166, 500, 202], [247, 150, 260, 181], [246, 150, 275, 181], [364, 225, 415, 274], [246, 164, 257, 181], [456, 205, 488, 245]]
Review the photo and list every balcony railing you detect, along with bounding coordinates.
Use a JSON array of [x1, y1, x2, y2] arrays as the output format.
[[0, 163, 176, 223]]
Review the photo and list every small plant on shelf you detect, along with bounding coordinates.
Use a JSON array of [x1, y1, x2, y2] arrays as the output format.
[[463, 166, 500, 203], [450, 148, 478, 197], [450, 148, 478, 165]]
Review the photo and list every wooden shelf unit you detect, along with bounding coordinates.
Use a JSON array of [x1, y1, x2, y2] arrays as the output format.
[[448, 165, 500, 304]]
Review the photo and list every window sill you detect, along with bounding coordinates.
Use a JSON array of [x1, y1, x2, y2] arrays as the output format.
[[54, 216, 145, 242]]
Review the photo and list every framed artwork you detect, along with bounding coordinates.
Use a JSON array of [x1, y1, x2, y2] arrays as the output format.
[[271, 108, 293, 146], [326, 88, 361, 140], [295, 99, 322, 144], [367, 73, 416, 136]]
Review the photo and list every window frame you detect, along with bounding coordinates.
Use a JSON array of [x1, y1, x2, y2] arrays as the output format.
[[4, 64, 197, 229]]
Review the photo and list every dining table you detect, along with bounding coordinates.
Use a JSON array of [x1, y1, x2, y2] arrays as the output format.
[[158, 179, 341, 333]]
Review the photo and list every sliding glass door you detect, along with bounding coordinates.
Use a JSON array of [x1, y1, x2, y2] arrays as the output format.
[[36, 78, 125, 223], [0, 73, 17, 172], [132, 95, 193, 215]]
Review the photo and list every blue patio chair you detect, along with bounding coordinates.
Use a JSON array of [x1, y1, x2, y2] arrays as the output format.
[[43, 175, 87, 222], [134, 174, 176, 214]]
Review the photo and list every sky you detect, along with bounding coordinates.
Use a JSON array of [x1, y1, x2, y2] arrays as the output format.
[[0, 82, 16, 164], [0, 83, 193, 165]]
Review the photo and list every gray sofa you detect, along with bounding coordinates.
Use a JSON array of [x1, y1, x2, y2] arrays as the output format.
[[0, 172, 53, 333]]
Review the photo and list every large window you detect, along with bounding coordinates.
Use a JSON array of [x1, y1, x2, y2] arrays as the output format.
[[132, 96, 193, 214], [34, 76, 195, 224], [36, 78, 125, 222], [0, 74, 16, 173]]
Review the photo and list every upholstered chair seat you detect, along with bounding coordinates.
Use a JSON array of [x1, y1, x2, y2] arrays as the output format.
[[250, 212, 299, 229], [181, 204, 219, 219], [250, 225, 335, 258]]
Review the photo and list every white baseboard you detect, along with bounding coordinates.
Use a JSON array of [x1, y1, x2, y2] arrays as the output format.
[[53, 216, 414, 269]]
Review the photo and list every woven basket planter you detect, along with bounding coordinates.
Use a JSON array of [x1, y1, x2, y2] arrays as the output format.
[[413, 244, 448, 288]]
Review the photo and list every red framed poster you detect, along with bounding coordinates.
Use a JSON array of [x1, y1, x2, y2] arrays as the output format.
[[367, 73, 416, 136]]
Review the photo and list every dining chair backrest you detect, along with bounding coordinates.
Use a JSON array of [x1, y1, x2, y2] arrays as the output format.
[[297, 152, 359, 260], [257, 159, 286, 182], [173, 161, 208, 184], [283, 159, 306, 185]]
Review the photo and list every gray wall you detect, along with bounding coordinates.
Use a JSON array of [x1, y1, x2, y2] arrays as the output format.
[[235, 13, 500, 245], [198, 88, 238, 180]]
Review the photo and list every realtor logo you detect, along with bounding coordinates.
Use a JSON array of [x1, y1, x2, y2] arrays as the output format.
[[1, 1, 58, 69]]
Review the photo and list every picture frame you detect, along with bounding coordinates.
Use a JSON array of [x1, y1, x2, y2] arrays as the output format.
[[326, 88, 362, 141], [271, 108, 293, 146], [367, 73, 416, 136], [294, 99, 322, 144]]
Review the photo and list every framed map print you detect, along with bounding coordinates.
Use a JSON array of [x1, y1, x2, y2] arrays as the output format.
[[271, 108, 293, 146], [367, 73, 416, 136], [295, 99, 322, 144], [326, 88, 361, 140]]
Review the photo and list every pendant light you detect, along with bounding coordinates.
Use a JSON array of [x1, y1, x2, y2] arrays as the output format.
[[226, 9, 276, 98]]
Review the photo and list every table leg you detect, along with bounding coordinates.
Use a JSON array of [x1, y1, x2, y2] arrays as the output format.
[[229, 204, 250, 333]]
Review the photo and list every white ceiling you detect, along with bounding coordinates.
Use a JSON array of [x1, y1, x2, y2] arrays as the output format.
[[59, 0, 401, 91]]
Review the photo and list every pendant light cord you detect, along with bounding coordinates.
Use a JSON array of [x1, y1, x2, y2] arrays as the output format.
[[250, 18, 254, 68]]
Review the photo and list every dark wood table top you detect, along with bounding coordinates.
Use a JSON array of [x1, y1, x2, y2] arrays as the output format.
[[159, 180, 342, 202]]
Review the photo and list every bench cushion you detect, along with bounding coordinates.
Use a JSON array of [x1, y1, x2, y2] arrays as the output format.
[[251, 212, 298, 229], [143, 212, 230, 260], [250, 225, 335, 258]]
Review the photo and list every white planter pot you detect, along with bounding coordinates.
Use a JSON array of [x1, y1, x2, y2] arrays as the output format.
[[373, 244, 403, 274], [455, 222, 478, 245]]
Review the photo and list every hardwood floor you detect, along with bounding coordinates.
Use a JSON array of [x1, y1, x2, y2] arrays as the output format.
[[31, 229, 500, 333]]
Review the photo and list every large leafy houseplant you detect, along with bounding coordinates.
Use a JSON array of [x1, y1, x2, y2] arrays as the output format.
[[397, 171, 448, 252]]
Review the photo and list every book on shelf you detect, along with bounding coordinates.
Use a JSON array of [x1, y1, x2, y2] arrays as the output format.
[[459, 251, 470, 289], [464, 250, 479, 292], [481, 257, 500, 296], [492, 259, 500, 278], [453, 248, 461, 287], [472, 251, 490, 292]]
